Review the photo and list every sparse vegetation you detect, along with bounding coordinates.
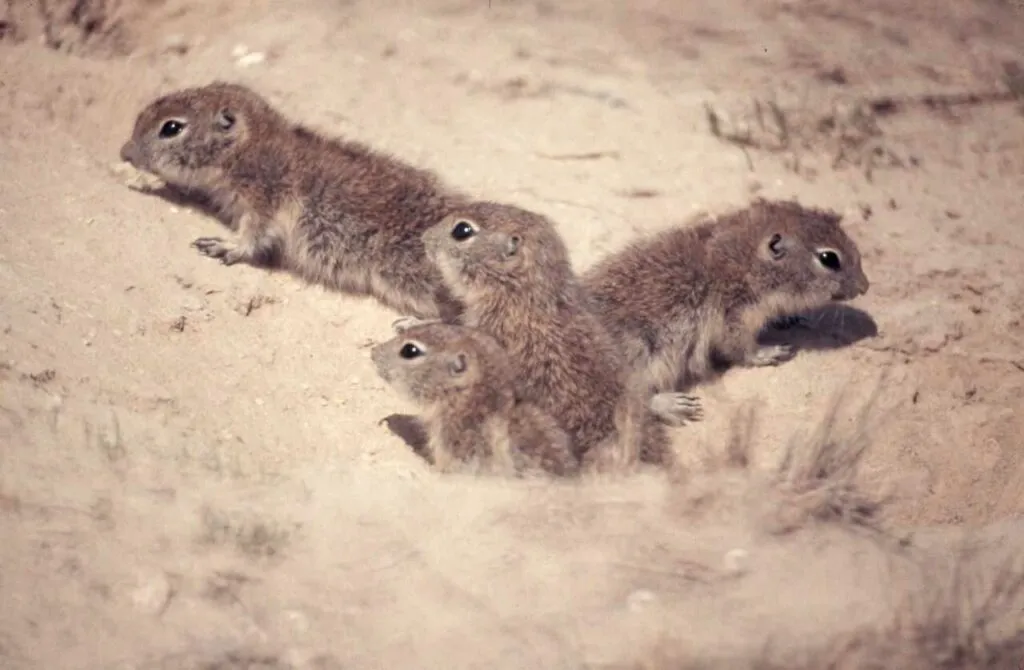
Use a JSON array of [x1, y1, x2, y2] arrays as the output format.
[[638, 547, 1024, 670], [704, 80, 1021, 182], [137, 649, 344, 670], [196, 505, 298, 561], [767, 382, 889, 534], [865, 550, 1024, 670], [704, 95, 907, 181]]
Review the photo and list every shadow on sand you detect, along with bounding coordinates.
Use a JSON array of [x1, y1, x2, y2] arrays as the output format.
[[759, 304, 879, 351]]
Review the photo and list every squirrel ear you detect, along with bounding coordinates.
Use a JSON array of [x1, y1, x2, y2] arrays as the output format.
[[504, 234, 521, 257], [447, 353, 468, 376], [766, 232, 787, 260], [215, 109, 237, 131]]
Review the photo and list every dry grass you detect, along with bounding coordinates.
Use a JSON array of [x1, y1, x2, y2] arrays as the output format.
[[867, 548, 1024, 670], [196, 504, 298, 561], [4, 365, 1020, 669], [677, 374, 894, 537], [703, 74, 1022, 182], [765, 379, 891, 535], [129, 649, 345, 670], [798, 546, 1024, 670], [703, 95, 908, 182], [637, 545, 1024, 670]]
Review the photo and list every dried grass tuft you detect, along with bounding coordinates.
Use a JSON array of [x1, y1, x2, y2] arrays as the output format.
[[634, 544, 1024, 670], [767, 373, 892, 534]]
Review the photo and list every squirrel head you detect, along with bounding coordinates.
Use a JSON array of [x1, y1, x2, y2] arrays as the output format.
[[371, 323, 514, 412], [721, 199, 870, 309], [119, 82, 280, 190], [422, 202, 574, 304]]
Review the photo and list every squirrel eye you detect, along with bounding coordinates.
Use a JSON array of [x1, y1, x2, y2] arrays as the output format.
[[399, 343, 423, 359], [817, 250, 841, 271], [159, 120, 185, 139], [450, 220, 476, 241]]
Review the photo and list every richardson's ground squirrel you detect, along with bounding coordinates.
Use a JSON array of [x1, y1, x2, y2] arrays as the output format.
[[371, 322, 578, 477], [119, 81, 467, 320], [402, 202, 702, 470], [582, 198, 871, 396]]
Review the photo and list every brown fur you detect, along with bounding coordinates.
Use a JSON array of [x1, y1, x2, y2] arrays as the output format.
[[119, 81, 468, 320], [583, 198, 871, 395], [417, 201, 692, 468], [371, 322, 578, 476]]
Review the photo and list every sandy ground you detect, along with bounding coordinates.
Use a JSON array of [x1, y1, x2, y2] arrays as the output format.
[[2, 0, 1024, 668]]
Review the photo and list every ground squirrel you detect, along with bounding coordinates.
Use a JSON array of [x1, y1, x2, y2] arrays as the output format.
[[405, 201, 701, 468], [371, 322, 578, 477], [582, 198, 871, 395], [119, 81, 466, 320]]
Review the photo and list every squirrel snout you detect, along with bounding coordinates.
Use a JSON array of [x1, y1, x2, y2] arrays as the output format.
[[855, 272, 870, 296], [119, 141, 137, 165]]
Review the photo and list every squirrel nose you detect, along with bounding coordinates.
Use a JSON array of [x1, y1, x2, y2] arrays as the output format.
[[856, 272, 870, 296], [119, 141, 136, 164]]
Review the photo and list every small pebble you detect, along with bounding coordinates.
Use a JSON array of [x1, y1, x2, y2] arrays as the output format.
[[163, 33, 189, 55], [723, 548, 749, 576], [45, 393, 64, 413], [130, 569, 174, 615], [236, 52, 266, 68], [626, 589, 657, 612], [281, 609, 310, 635], [918, 330, 948, 352]]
